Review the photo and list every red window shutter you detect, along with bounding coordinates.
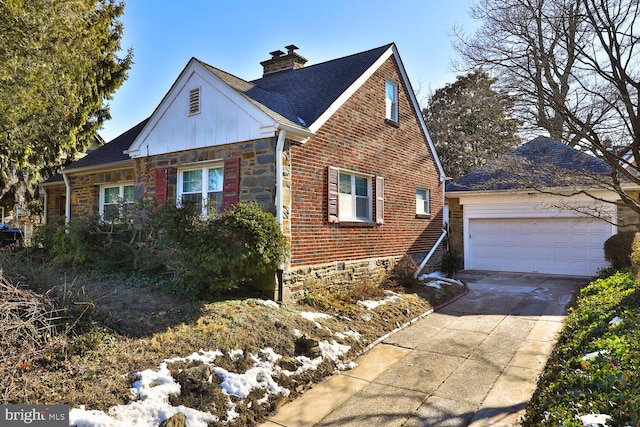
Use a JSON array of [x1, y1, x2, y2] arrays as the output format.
[[155, 167, 168, 203], [327, 166, 340, 223], [376, 176, 384, 224], [222, 157, 240, 211]]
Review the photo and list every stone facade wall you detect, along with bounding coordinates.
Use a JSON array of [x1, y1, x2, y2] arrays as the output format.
[[617, 192, 640, 232], [447, 197, 464, 263], [67, 168, 135, 220], [282, 255, 400, 300], [137, 137, 278, 213], [43, 185, 66, 222]]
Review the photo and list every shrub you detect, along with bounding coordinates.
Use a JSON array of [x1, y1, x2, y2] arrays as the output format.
[[603, 231, 636, 270], [390, 256, 422, 288], [37, 201, 289, 300], [522, 271, 640, 426], [440, 250, 462, 278], [175, 202, 289, 298]]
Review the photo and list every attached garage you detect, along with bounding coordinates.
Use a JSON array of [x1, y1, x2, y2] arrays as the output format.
[[445, 137, 623, 278], [467, 217, 612, 276]]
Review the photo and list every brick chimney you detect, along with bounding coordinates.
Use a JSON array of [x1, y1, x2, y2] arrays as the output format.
[[260, 44, 307, 76]]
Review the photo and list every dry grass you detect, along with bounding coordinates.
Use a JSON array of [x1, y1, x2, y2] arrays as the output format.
[[0, 252, 465, 425]]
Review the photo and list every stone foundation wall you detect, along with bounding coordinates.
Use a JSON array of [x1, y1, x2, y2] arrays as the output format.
[[281, 256, 400, 301], [280, 248, 444, 302]]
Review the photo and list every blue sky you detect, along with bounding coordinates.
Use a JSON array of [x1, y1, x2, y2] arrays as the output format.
[[100, 0, 477, 142]]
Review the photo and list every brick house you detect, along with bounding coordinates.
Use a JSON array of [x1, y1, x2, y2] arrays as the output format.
[[40, 43, 446, 301]]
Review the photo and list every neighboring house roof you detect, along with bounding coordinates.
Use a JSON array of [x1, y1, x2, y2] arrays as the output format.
[[446, 136, 612, 193]]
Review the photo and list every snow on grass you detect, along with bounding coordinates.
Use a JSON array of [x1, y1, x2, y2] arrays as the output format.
[[579, 413, 611, 427], [214, 349, 289, 398], [334, 330, 362, 341], [300, 311, 333, 328], [69, 338, 354, 427], [419, 271, 464, 289], [357, 290, 400, 310], [259, 299, 280, 309], [70, 358, 218, 427]]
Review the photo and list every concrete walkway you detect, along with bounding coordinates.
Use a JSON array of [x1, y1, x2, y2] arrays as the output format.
[[261, 270, 588, 427]]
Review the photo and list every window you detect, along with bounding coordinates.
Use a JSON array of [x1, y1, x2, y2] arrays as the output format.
[[339, 172, 371, 221], [100, 184, 134, 221], [189, 87, 201, 115], [328, 166, 383, 224], [178, 165, 223, 216], [385, 80, 398, 122], [416, 188, 430, 215]]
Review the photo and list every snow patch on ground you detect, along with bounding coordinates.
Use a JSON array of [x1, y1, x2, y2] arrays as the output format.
[[357, 291, 400, 310], [419, 272, 464, 289], [300, 311, 333, 328], [70, 338, 354, 427], [579, 413, 611, 427]]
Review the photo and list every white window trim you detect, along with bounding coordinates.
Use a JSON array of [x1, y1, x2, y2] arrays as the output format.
[[416, 188, 431, 215], [385, 80, 398, 122], [338, 170, 373, 222], [99, 183, 134, 221], [177, 162, 224, 217]]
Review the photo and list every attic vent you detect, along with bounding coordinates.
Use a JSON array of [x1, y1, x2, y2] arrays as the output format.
[[189, 88, 201, 115]]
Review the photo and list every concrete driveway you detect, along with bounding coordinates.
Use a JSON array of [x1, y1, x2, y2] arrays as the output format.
[[262, 270, 589, 427]]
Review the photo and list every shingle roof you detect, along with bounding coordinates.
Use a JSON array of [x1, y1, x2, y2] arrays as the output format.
[[54, 44, 393, 174], [198, 61, 306, 130], [446, 136, 612, 192], [251, 44, 393, 126], [64, 118, 149, 171]]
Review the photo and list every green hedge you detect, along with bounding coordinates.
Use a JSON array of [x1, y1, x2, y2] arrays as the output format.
[[522, 272, 640, 426]]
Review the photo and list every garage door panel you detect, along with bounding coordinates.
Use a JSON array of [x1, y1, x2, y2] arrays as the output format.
[[468, 218, 611, 276]]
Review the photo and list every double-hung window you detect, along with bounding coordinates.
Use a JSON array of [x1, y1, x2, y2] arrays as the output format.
[[328, 166, 384, 224], [178, 165, 224, 216], [385, 80, 398, 122], [339, 172, 371, 221], [416, 188, 430, 215], [101, 184, 134, 222]]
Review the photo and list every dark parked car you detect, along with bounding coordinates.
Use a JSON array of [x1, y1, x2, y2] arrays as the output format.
[[0, 223, 23, 247]]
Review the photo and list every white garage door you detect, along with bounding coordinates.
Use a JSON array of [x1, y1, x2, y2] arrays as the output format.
[[468, 218, 611, 276]]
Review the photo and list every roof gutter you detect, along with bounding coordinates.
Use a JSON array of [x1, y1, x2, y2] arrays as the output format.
[[63, 173, 71, 224], [414, 228, 447, 278]]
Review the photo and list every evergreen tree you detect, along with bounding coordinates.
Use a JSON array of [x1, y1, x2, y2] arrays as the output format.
[[0, 0, 132, 202], [424, 70, 521, 178]]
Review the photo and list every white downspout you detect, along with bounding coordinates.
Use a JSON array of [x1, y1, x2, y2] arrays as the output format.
[[414, 174, 448, 278], [42, 187, 48, 225], [275, 128, 288, 302], [414, 228, 447, 278], [63, 173, 71, 224], [275, 128, 287, 227]]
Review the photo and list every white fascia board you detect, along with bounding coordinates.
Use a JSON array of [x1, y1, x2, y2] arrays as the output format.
[[59, 160, 134, 176], [308, 47, 394, 134], [308, 45, 446, 180], [453, 188, 620, 206], [127, 59, 281, 156], [390, 44, 446, 181]]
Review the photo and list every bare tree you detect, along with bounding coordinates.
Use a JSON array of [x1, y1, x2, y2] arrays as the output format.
[[455, 0, 640, 216]]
